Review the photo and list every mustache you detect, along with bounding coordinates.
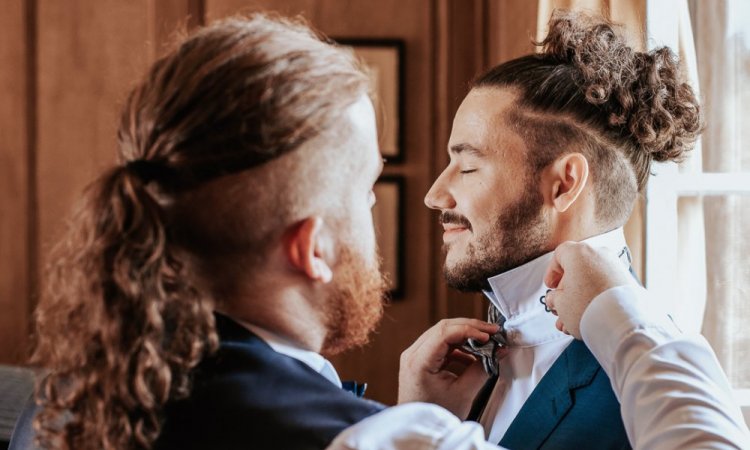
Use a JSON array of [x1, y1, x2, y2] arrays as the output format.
[[439, 211, 472, 231]]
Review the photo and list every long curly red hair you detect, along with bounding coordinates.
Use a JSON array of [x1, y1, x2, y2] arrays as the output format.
[[31, 14, 368, 450]]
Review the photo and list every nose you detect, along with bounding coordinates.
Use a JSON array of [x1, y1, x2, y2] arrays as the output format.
[[424, 169, 455, 210]]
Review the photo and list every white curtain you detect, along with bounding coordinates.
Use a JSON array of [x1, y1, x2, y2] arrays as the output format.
[[537, 0, 646, 49], [691, 0, 750, 388], [671, 1, 707, 335]]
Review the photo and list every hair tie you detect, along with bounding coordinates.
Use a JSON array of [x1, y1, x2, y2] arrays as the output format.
[[125, 159, 164, 183]]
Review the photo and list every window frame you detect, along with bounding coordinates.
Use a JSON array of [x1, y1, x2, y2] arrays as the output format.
[[645, 0, 750, 419], [645, 164, 750, 413]]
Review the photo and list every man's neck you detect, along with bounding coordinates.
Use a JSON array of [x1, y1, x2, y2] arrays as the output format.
[[484, 227, 628, 323], [217, 282, 327, 353], [547, 221, 616, 250]]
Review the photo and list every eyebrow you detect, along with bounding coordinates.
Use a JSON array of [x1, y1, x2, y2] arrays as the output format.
[[449, 143, 486, 157]]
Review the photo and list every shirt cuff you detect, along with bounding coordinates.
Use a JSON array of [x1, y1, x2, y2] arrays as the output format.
[[579, 285, 681, 373], [326, 402, 501, 450]]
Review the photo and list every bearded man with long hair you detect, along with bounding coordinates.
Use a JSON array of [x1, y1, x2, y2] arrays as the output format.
[[28, 14, 389, 450]]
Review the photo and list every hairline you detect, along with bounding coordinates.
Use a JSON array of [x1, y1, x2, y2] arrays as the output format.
[[476, 86, 636, 227]]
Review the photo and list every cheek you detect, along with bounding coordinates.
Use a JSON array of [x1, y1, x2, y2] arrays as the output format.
[[344, 202, 378, 254], [361, 211, 377, 250], [459, 190, 500, 234]]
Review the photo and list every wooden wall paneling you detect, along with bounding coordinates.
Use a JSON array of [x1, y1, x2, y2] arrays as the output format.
[[36, 0, 156, 270], [486, 0, 538, 65], [0, 0, 202, 366], [206, 0, 317, 21], [154, 0, 205, 56], [432, 0, 491, 323], [431, 0, 450, 324], [0, 0, 32, 364], [206, 0, 435, 405]]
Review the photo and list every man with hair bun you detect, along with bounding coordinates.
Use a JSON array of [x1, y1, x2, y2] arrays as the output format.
[[336, 11, 746, 450], [14, 8, 748, 450], [398, 9, 710, 450], [331, 242, 750, 449]]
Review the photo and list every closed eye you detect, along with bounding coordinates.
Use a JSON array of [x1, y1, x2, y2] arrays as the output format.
[[460, 169, 477, 174]]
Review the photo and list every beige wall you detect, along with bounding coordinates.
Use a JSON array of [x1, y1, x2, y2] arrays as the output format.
[[0, 0, 544, 405]]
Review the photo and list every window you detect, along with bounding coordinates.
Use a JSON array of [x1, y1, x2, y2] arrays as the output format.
[[645, 0, 750, 422]]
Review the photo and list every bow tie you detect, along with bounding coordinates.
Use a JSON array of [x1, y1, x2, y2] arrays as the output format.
[[460, 306, 508, 377], [342, 380, 368, 398], [466, 245, 633, 377]]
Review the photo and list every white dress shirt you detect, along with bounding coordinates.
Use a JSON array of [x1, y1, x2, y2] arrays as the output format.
[[239, 322, 342, 388], [326, 285, 750, 450], [480, 227, 627, 442], [582, 285, 750, 449]]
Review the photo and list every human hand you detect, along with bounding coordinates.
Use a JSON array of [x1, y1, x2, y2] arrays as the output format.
[[543, 241, 637, 339], [398, 318, 504, 419]]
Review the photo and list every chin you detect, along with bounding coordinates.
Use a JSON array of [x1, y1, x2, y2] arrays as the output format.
[[443, 242, 466, 261]]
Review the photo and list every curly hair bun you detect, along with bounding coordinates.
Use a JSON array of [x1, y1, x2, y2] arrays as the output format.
[[541, 10, 702, 162]]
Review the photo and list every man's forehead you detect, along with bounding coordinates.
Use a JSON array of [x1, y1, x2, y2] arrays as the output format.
[[449, 87, 523, 156], [336, 95, 380, 166]]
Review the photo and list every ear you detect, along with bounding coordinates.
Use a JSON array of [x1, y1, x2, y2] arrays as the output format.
[[545, 153, 589, 213], [284, 217, 333, 283]]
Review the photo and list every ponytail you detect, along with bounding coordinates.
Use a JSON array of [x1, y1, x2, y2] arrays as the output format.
[[33, 164, 217, 450], [31, 13, 369, 449]]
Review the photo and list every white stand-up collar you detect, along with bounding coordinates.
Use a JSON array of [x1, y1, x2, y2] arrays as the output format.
[[483, 227, 629, 347], [479, 227, 631, 442]]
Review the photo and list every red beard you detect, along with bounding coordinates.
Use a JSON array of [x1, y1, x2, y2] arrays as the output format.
[[321, 246, 387, 356]]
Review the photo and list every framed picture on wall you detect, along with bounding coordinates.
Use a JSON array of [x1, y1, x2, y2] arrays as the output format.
[[372, 175, 405, 298], [336, 39, 404, 162]]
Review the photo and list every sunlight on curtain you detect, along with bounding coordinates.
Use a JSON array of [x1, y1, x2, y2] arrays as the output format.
[[657, 0, 707, 335], [536, 0, 646, 48], [691, 0, 750, 388]]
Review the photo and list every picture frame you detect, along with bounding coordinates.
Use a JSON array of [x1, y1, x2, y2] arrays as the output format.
[[336, 39, 405, 162], [372, 175, 405, 299]]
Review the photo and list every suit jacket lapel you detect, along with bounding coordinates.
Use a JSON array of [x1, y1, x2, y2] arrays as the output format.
[[499, 340, 601, 449]]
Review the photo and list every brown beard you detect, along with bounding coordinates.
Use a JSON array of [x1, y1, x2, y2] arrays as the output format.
[[444, 178, 551, 292], [321, 246, 388, 356]]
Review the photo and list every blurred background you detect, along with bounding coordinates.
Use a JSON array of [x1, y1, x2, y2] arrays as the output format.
[[0, 0, 748, 425]]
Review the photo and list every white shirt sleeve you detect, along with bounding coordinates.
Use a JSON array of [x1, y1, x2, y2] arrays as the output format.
[[327, 284, 750, 450], [580, 284, 750, 450], [326, 402, 506, 450]]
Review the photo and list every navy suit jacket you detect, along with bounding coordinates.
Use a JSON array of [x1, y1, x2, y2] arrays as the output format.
[[155, 313, 384, 450], [469, 340, 631, 450]]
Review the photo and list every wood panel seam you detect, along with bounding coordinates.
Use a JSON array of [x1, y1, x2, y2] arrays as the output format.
[[25, 0, 39, 359]]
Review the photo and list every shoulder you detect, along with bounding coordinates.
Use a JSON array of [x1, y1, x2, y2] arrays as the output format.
[[156, 335, 382, 450]]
